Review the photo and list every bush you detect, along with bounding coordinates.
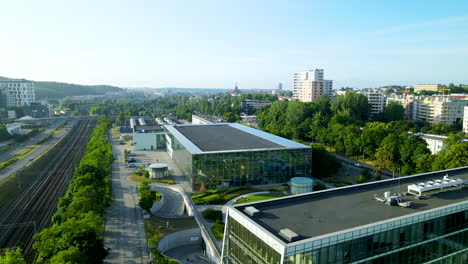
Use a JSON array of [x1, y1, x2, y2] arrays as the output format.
[[314, 182, 327, 191], [210, 220, 225, 240], [143, 170, 150, 178], [202, 209, 222, 222], [357, 175, 368, 184]]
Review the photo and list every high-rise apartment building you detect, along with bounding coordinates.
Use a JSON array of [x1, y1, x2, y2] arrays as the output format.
[[293, 69, 332, 102], [0, 81, 35, 107], [362, 88, 386, 116], [463, 106, 468, 135], [412, 95, 468, 125]]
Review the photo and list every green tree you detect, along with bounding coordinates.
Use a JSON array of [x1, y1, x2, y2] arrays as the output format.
[[0, 249, 26, 264], [223, 112, 240, 122], [383, 102, 404, 122], [427, 123, 453, 136], [139, 190, 157, 210], [331, 92, 370, 121], [0, 124, 11, 141]]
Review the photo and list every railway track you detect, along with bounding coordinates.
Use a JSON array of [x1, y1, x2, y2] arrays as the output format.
[[0, 119, 96, 261]]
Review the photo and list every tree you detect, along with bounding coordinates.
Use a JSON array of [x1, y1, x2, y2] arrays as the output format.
[[223, 112, 240, 122], [426, 123, 453, 136], [331, 92, 370, 121], [139, 190, 157, 210], [383, 103, 404, 122], [0, 124, 11, 141], [360, 122, 390, 158], [0, 249, 26, 264], [400, 136, 430, 175]]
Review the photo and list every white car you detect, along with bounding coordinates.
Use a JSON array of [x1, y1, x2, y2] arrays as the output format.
[[354, 163, 362, 167]]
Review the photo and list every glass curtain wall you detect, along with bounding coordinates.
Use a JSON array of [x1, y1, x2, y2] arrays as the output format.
[[283, 210, 468, 264], [225, 216, 282, 264], [192, 148, 311, 189]]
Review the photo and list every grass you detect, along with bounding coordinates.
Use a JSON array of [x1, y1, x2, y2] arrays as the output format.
[[234, 193, 288, 204], [0, 143, 18, 155], [130, 174, 176, 184], [0, 144, 42, 171], [190, 187, 260, 205], [210, 220, 225, 240]]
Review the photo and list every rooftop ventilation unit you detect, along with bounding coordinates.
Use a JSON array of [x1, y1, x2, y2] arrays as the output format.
[[279, 229, 300, 242], [244, 206, 260, 217], [407, 174, 464, 198]]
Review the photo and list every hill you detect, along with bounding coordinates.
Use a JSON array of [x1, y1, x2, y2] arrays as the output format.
[[0, 76, 124, 99]]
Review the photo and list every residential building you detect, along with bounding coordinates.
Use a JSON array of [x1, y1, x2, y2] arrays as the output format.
[[464, 106, 468, 135], [414, 84, 441, 93], [222, 167, 468, 264], [412, 95, 468, 125], [386, 94, 415, 120], [293, 69, 332, 102], [240, 99, 272, 114], [410, 133, 468, 154], [363, 88, 386, 116], [0, 81, 35, 107], [164, 123, 311, 190]]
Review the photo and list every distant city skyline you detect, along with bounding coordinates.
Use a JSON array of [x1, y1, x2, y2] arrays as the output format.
[[1, 0, 467, 90]]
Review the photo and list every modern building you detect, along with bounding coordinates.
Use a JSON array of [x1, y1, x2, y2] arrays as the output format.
[[0, 81, 35, 107], [132, 125, 165, 151], [222, 167, 468, 264], [293, 69, 332, 102], [363, 88, 386, 116], [240, 100, 272, 114], [412, 95, 468, 125], [386, 94, 415, 120], [163, 123, 312, 190], [414, 84, 441, 93], [463, 106, 468, 135]]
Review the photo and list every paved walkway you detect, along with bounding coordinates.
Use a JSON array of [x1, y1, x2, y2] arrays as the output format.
[[151, 185, 185, 217], [103, 137, 151, 264]]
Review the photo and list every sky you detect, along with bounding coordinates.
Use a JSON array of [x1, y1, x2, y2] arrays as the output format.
[[0, 0, 467, 90]]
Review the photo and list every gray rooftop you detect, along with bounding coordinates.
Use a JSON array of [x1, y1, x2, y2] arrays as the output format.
[[234, 168, 468, 243], [173, 124, 285, 152]]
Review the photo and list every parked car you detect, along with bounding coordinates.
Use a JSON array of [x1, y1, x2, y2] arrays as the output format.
[[127, 163, 137, 168], [127, 157, 136, 163], [128, 153, 136, 156], [354, 163, 362, 167]]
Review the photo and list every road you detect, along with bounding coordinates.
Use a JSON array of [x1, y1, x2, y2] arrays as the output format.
[[103, 136, 150, 264], [0, 121, 71, 183], [151, 185, 185, 217]]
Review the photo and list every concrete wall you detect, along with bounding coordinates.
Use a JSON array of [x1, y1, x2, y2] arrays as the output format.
[[150, 194, 165, 215], [158, 228, 202, 252]]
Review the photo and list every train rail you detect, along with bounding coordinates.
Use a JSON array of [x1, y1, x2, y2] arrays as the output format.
[[0, 119, 97, 261]]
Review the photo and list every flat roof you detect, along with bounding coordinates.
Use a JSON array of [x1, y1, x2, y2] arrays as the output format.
[[234, 168, 468, 243], [170, 123, 309, 153]]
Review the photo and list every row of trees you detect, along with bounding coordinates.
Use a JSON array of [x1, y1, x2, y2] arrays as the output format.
[[32, 116, 113, 263], [258, 93, 467, 176]]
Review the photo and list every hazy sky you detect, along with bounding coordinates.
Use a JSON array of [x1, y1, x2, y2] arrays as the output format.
[[1, 0, 467, 89]]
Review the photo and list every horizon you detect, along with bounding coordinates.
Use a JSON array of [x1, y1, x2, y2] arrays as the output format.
[[1, 0, 468, 89]]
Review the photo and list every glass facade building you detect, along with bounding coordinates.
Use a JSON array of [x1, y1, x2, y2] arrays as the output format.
[[222, 168, 468, 264], [164, 123, 312, 189]]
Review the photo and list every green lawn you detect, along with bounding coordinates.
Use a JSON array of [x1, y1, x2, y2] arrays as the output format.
[[190, 187, 260, 205], [234, 193, 288, 205]]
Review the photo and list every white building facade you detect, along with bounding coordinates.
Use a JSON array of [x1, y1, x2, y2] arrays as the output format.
[[363, 88, 386, 116], [412, 95, 468, 125], [0, 81, 35, 107], [463, 106, 468, 135], [293, 69, 332, 102]]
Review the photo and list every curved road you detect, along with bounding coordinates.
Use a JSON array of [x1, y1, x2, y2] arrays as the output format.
[[151, 185, 185, 218]]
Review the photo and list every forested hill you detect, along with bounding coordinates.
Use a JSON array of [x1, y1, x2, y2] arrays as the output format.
[[0, 76, 124, 99]]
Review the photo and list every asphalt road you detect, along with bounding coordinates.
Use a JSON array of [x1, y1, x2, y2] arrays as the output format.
[[151, 185, 185, 217], [0, 121, 70, 183], [103, 138, 150, 264]]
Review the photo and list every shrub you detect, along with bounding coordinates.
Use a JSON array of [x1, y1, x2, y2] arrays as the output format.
[[210, 220, 225, 240], [202, 209, 222, 222], [357, 175, 368, 184], [314, 182, 326, 191]]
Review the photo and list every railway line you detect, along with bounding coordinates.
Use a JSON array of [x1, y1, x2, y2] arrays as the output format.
[[0, 119, 96, 261]]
